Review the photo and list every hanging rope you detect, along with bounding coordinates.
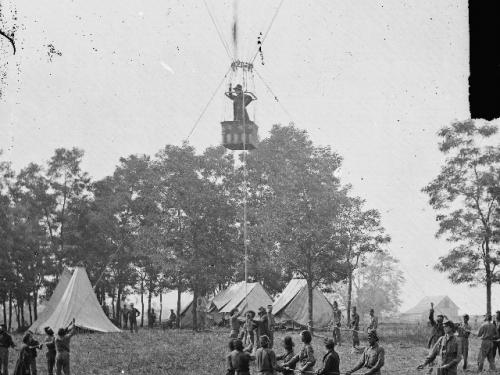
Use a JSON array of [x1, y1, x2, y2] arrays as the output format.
[[254, 68, 295, 123], [250, 0, 286, 64], [186, 66, 232, 140], [203, 0, 234, 60]]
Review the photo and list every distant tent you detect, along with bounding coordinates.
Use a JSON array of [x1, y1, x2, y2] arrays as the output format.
[[29, 268, 72, 333], [29, 267, 120, 333], [272, 279, 334, 329], [209, 281, 273, 320]]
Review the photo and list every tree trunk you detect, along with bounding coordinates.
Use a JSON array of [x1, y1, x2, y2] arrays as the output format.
[[307, 278, 314, 332], [486, 270, 492, 316], [27, 294, 33, 325], [192, 287, 199, 331], [8, 292, 12, 331], [111, 288, 116, 319], [116, 286, 122, 327], [140, 278, 145, 328], [347, 265, 353, 326], [2, 299, 6, 326], [176, 287, 181, 329], [33, 288, 38, 321], [148, 285, 152, 328], [159, 292, 163, 323], [20, 302, 25, 327], [15, 303, 20, 329]]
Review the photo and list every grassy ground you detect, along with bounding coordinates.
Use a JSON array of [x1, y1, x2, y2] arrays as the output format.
[[5, 328, 494, 374]]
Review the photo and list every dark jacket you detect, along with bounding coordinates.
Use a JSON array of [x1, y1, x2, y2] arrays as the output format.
[[317, 350, 340, 375], [424, 335, 462, 375], [13, 345, 32, 375], [350, 344, 385, 375], [0, 331, 15, 348], [428, 308, 445, 348], [276, 350, 295, 375]]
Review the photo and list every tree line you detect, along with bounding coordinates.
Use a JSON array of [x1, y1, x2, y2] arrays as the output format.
[[0, 124, 394, 331]]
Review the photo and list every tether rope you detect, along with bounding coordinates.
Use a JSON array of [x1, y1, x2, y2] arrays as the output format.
[[254, 68, 294, 123], [203, 0, 233, 60], [186, 66, 232, 140], [250, 0, 286, 64]]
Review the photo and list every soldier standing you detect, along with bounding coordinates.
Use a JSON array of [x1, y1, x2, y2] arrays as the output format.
[[346, 330, 385, 375], [55, 319, 76, 375], [428, 302, 445, 348], [24, 331, 42, 375], [332, 301, 342, 346], [0, 323, 16, 375], [266, 305, 275, 349], [121, 304, 129, 329], [230, 309, 241, 339], [128, 303, 140, 333], [44, 327, 56, 375], [367, 308, 378, 333], [417, 320, 461, 375], [477, 313, 497, 372], [351, 306, 360, 348], [456, 314, 471, 370]]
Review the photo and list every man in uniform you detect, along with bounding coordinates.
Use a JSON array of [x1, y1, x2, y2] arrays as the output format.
[[225, 84, 257, 123], [367, 308, 378, 333], [196, 297, 206, 331], [257, 307, 270, 349], [44, 327, 56, 375], [332, 301, 342, 346], [477, 313, 497, 372], [25, 331, 42, 375], [494, 310, 500, 359], [266, 305, 275, 349], [351, 306, 361, 348], [455, 314, 471, 370], [417, 320, 461, 375], [128, 303, 140, 333], [428, 302, 445, 349], [55, 319, 76, 375], [346, 330, 385, 375], [0, 323, 15, 375], [121, 304, 129, 329], [230, 309, 241, 339]]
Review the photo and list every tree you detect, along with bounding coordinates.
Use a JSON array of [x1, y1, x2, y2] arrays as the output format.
[[353, 252, 404, 317], [333, 195, 390, 325], [246, 124, 349, 330], [153, 144, 239, 330], [423, 120, 500, 315]]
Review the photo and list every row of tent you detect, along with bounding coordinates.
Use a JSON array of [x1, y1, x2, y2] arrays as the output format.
[[29, 268, 335, 333]]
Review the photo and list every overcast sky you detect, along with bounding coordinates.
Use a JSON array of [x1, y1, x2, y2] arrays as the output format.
[[1, 0, 497, 314]]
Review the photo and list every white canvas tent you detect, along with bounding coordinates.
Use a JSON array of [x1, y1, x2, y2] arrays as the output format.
[[272, 279, 334, 329], [209, 281, 273, 320], [29, 267, 120, 333]]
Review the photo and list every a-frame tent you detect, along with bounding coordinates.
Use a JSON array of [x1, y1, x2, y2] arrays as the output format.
[[209, 281, 273, 320], [30, 267, 120, 333], [272, 278, 334, 329]]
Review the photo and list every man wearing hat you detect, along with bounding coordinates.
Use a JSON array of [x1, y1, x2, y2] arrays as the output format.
[[417, 319, 461, 375], [44, 327, 56, 375], [257, 307, 270, 349], [346, 330, 384, 375], [0, 323, 15, 375], [255, 335, 277, 375], [455, 314, 471, 370], [428, 302, 446, 349], [316, 339, 340, 375], [225, 83, 257, 123], [477, 313, 497, 371], [367, 308, 378, 333], [332, 301, 342, 346], [128, 303, 140, 333]]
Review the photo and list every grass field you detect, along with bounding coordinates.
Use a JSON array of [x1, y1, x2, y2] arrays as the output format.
[[4, 328, 493, 374]]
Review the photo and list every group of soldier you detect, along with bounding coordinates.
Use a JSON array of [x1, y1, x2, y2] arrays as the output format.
[[118, 303, 140, 332], [416, 303, 500, 374], [225, 303, 385, 375], [0, 319, 76, 375]]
